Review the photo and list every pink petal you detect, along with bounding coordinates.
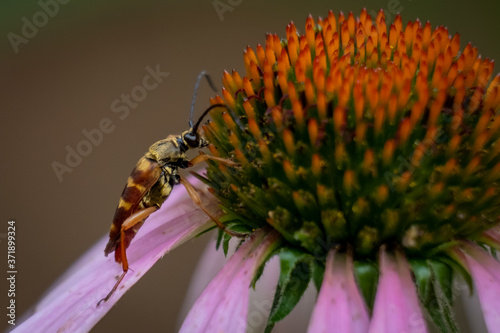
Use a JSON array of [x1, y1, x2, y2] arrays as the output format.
[[307, 249, 369, 333], [452, 242, 500, 331], [179, 228, 281, 333], [181, 242, 316, 333], [13, 177, 217, 333], [179, 238, 229, 324], [369, 248, 428, 333]]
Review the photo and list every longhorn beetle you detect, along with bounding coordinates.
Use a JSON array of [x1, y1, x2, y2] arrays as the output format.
[[98, 72, 245, 304]]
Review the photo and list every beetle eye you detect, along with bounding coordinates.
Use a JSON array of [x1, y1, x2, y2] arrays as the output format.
[[184, 132, 199, 148]]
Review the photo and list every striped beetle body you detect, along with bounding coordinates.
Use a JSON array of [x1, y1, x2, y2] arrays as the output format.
[[104, 131, 208, 263], [98, 72, 231, 304]]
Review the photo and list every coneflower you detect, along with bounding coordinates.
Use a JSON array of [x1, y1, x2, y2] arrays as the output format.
[[193, 8, 499, 332], [14, 9, 500, 333]]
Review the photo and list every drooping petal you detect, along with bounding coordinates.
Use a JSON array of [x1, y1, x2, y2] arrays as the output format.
[[452, 242, 500, 331], [180, 242, 316, 333], [369, 247, 428, 333], [13, 177, 217, 333], [178, 238, 229, 325], [179, 228, 281, 333], [307, 249, 369, 333]]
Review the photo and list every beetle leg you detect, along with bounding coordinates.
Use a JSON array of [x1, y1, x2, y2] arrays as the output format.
[[119, 206, 158, 271], [179, 176, 247, 238], [189, 151, 239, 167], [98, 206, 158, 305]]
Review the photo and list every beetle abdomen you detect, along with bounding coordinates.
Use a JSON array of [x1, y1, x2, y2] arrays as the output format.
[[104, 156, 162, 258]]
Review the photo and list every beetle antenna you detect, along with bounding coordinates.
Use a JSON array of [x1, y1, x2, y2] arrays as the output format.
[[191, 103, 224, 133], [191, 103, 245, 134], [190, 71, 218, 128]]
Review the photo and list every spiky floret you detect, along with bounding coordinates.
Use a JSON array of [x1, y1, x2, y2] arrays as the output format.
[[198, 9, 500, 328], [203, 9, 499, 257]]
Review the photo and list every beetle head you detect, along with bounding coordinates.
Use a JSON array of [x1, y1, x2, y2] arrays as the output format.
[[182, 130, 206, 149]]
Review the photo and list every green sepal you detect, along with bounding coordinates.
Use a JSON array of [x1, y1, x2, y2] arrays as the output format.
[[222, 215, 256, 235], [429, 260, 458, 333], [311, 260, 325, 291], [427, 240, 462, 257], [213, 215, 254, 256], [215, 228, 223, 250], [353, 261, 378, 311], [222, 232, 231, 256], [265, 248, 315, 332], [195, 225, 217, 239], [437, 255, 473, 295], [225, 222, 254, 235], [492, 247, 498, 259], [214, 228, 240, 257], [411, 260, 433, 304], [429, 260, 453, 302], [251, 244, 282, 289], [411, 259, 458, 333], [190, 171, 212, 187], [219, 210, 259, 232]]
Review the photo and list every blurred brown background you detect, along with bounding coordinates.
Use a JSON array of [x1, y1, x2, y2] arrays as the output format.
[[1, 0, 499, 332]]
